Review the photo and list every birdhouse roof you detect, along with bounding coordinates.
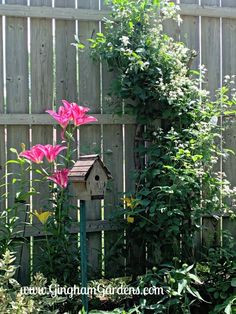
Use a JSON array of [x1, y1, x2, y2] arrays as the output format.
[[69, 154, 112, 181]]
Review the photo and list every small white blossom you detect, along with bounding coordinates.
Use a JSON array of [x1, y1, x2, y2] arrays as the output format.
[[210, 116, 218, 125], [120, 36, 130, 47]]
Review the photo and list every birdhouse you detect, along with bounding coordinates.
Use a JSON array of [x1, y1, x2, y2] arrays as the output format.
[[68, 154, 112, 200]]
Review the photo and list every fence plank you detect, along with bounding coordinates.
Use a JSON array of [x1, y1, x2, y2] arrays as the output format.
[[30, 0, 54, 276], [103, 119, 124, 277], [179, 0, 201, 259], [102, 0, 124, 279], [202, 216, 221, 248], [5, 0, 30, 284], [125, 124, 145, 276], [78, 0, 102, 279], [55, 0, 77, 104], [201, 0, 221, 250], [222, 0, 236, 242], [223, 217, 236, 247], [0, 10, 5, 215], [180, 0, 199, 69], [222, 0, 236, 189], [163, 0, 180, 41], [201, 0, 221, 97], [54, 0, 80, 284]]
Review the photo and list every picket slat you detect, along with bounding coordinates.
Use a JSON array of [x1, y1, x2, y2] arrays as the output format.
[[30, 0, 54, 275], [222, 0, 236, 192], [100, 2, 124, 277], [180, 0, 199, 69], [5, 0, 30, 284], [222, 0, 236, 244], [201, 0, 221, 97], [201, 0, 221, 249], [163, 0, 180, 41], [78, 0, 102, 279], [0, 10, 5, 214], [125, 124, 145, 275], [179, 0, 201, 258], [55, 0, 77, 104]]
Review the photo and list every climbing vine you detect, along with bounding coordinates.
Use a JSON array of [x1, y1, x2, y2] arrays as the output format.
[[83, 0, 236, 270]]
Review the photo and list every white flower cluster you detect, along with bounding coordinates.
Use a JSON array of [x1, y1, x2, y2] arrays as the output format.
[[120, 35, 130, 47]]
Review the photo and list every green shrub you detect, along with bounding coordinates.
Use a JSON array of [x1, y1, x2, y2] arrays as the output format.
[[0, 250, 65, 313], [197, 231, 236, 314]]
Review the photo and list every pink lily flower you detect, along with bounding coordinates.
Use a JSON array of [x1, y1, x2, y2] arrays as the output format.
[[62, 100, 89, 114], [48, 169, 70, 189], [61, 100, 97, 126], [46, 106, 71, 129], [46, 101, 97, 138], [37, 144, 67, 163], [19, 145, 44, 164], [73, 114, 98, 126], [61, 99, 74, 115]]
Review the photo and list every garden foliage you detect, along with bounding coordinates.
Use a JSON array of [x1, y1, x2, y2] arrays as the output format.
[[82, 0, 236, 312]]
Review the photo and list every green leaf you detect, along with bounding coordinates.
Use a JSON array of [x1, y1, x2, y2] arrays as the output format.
[[224, 110, 236, 115], [139, 199, 151, 207], [186, 286, 209, 303], [224, 149, 235, 156], [184, 264, 194, 272], [6, 160, 20, 165], [152, 169, 161, 177], [225, 303, 232, 314], [9, 148, 18, 154], [192, 155, 203, 162], [153, 0, 160, 5], [231, 278, 236, 287], [35, 169, 43, 175], [178, 279, 187, 294], [139, 189, 151, 196], [188, 273, 202, 284], [12, 178, 17, 184]]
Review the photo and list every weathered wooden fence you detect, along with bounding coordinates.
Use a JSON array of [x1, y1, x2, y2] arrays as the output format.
[[0, 0, 236, 284]]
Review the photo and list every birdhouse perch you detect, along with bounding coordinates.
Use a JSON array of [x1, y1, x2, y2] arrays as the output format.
[[69, 154, 112, 200]]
